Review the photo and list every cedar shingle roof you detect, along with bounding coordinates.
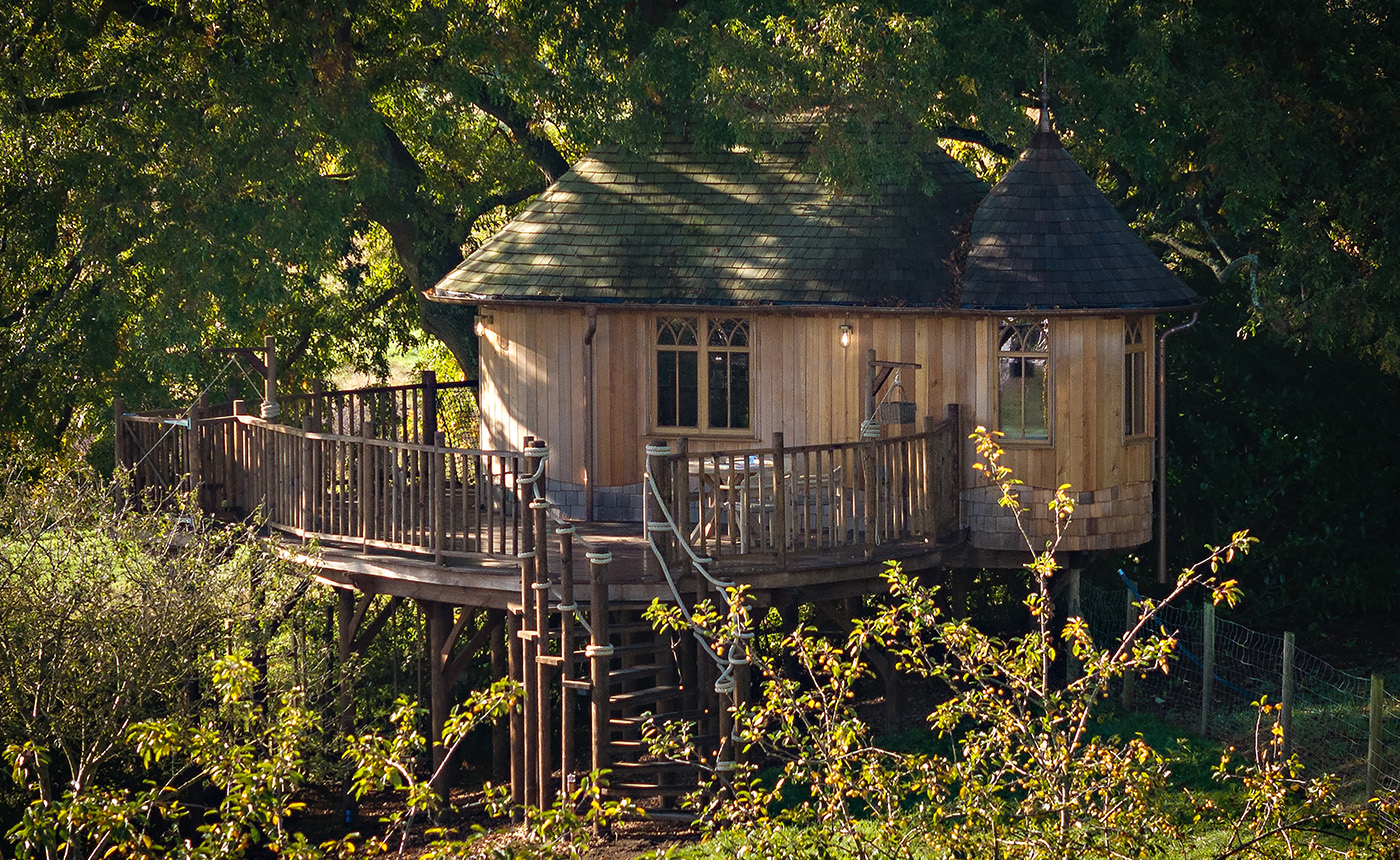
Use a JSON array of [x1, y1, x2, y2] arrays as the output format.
[[434, 139, 987, 306], [960, 129, 1199, 311]]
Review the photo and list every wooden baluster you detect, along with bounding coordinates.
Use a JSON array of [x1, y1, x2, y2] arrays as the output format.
[[433, 432, 447, 564], [360, 421, 372, 550], [301, 417, 315, 535]]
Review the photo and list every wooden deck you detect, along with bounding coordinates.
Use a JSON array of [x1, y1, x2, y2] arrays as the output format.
[[115, 377, 966, 811], [116, 379, 965, 606]]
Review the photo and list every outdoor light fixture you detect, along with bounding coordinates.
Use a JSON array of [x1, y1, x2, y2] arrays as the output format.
[[475, 314, 494, 337], [839, 324, 852, 348]]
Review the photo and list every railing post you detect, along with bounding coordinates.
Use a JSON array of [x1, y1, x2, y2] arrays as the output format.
[[421, 369, 438, 446], [528, 440, 553, 809], [586, 550, 613, 835], [1200, 600, 1216, 737], [261, 335, 280, 421], [557, 524, 577, 798], [520, 441, 541, 811], [113, 397, 128, 472], [672, 438, 691, 573], [1280, 632, 1295, 759], [1368, 674, 1384, 800], [861, 441, 879, 558], [186, 396, 204, 504], [433, 431, 447, 564], [231, 400, 246, 510], [922, 416, 937, 537], [311, 379, 325, 431], [772, 432, 787, 568]]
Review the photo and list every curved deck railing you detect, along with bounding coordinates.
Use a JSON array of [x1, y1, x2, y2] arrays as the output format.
[[116, 381, 963, 569]]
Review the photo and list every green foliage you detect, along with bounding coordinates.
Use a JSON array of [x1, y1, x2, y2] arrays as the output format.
[[0, 467, 299, 802], [654, 430, 1385, 859]]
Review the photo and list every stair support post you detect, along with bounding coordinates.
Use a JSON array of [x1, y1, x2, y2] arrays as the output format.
[[425, 600, 453, 800], [519, 442, 540, 812], [557, 524, 577, 798], [587, 550, 612, 834], [529, 440, 554, 809], [507, 609, 525, 816]]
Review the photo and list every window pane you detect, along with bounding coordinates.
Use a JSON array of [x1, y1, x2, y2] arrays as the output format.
[[708, 352, 730, 428], [657, 351, 677, 426], [999, 357, 1024, 435], [678, 352, 699, 427], [1022, 357, 1048, 438], [730, 352, 750, 428]]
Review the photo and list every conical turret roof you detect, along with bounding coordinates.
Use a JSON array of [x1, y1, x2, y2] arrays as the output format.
[[960, 124, 1199, 312]]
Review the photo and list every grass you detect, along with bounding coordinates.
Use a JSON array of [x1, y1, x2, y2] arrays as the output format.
[[643, 709, 1388, 860]]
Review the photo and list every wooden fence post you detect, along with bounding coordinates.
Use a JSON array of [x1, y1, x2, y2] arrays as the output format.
[[1368, 674, 1384, 799], [1281, 632, 1295, 760], [1200, 601, 1216, 737]]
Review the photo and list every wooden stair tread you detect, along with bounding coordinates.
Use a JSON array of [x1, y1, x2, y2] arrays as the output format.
[[608, 663, 674, 683], [608, 685, 684, 709]]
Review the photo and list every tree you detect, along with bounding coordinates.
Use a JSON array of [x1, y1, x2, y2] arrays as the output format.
[[0, 468, 297, 802], [5, 0, 1398, 462]]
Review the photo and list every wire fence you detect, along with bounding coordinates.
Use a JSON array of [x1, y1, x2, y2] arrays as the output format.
[[1080, 580, 1399, 829]]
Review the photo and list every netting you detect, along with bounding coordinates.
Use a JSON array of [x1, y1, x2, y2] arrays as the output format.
[[1080, 580, 1399, 829]]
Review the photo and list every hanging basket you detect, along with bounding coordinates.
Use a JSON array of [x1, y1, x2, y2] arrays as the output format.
[[876, 401, 917, 424]]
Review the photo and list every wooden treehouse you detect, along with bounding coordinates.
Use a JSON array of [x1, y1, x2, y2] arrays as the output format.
[[116, 109, 1200, 813]]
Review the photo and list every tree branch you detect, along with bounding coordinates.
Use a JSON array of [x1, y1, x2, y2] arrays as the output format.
[[464, 79, 570, 183], [477, 182, 546, 213], [20, 87, 115, 114], [933, 125, 1018, 160]]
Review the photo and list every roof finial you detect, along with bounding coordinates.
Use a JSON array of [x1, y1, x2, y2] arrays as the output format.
[[1039, 45, 1051, 133]]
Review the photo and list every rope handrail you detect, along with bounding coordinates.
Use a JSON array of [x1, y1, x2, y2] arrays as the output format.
[[643, 443, 748, 695]]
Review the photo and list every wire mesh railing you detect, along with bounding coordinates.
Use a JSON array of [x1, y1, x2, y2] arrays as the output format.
[[1080, 579, 1399, 827]]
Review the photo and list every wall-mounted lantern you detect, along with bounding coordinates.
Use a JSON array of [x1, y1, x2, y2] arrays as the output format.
[[839, 323, 853, 348]]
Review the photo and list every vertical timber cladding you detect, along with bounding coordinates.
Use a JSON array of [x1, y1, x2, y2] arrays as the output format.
[[966, 314, 1155, 553], [478, 307, 1151, 545]]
